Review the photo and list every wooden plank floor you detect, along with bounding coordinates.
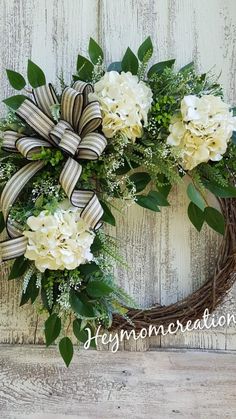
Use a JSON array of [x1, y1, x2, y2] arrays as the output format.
[[0, 346, 235, 419]]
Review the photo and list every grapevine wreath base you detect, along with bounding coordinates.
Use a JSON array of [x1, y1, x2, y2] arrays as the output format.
[[111, 198, 236, 332]]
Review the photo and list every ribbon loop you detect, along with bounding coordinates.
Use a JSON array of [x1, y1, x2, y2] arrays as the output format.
[[16, 137, 52, 160], [17, 99, 55, 141], [61, 87, 83, 130], [78, 101, 102, 137], [77, 132, 107, 160], [73, 80, 93, 107], [2, 130, 23, 153], [33, 83, 59, 117]]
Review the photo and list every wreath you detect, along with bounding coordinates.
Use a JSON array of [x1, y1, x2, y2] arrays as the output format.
[[0, 37, 236, 366]]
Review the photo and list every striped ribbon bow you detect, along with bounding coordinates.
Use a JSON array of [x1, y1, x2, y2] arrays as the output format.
[[0, 81, 107, 261]]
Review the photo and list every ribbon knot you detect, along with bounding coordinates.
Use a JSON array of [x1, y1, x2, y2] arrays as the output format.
[[0, 81, 107, 261], [50, 120, 81, 157]]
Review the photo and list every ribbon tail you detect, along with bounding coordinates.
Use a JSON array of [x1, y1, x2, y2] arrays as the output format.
[[0, 236, 28, 261], [59, 157, 103, 229], [79, 193, 103, 230], [0, 161, 45, 237], [0, 160, 45, 261]]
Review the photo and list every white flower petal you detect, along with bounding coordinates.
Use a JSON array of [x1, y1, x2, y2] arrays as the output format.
[[168, 94, 233, 169], [89, 71, 153, 142], [23, 206, 95, 272]]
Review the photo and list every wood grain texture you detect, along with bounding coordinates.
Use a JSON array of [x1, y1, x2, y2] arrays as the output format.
[[0, 346, 236, 419], [0, 0, 236, 350]]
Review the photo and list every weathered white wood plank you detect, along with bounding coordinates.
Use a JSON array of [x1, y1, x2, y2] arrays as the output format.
[[30, 0, 99, 86], [0, 346, 236, 419]]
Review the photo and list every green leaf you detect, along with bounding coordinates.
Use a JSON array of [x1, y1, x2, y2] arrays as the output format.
[[76, 328, 88, 343], [116, 159, 139, 175], [156, 174, 172, 198], [231, 107, 236, 117], [203, 180, 236, 198], [136, 187, 170, 211], [59, 337, 73, 367], [86, 281, 113, 298], [69, 289, 95, 318], [187, 202, 205, 232], [41, 287, 52, 314], [179, 61, 194, 73], [79, 262, 100, 276], [129, 172, 151, 193], [204, 207, 225, 235], [147, 59, 175, 78], [107, 61, 122, 72], [91, 235, 103, 252], [73, 318, 82, 338], [76, 55, 94, 81], [20, 275, 39, 306], [3, 95, 27, 110], [73, 319, 96, 348], [8, 256, 30, 280], [148, 190, 169, 206], [121, 47, 139, 75], [31, 287, 39, 303], [45, 313, 61, 346], [135, 195, 160, 212], [0, 211, 5, 233], [100, 201, 116, 226], [187, 183, 206, 211], [138, 36, 153, 62], [88, 38, 104, 64], [115, 160, 131, 175], [6, 69, 26, 90], [27, 60, 46, 88], [34, 194, 44, 208], [157, 183, 172, 198], [231, 131, 236, 145]]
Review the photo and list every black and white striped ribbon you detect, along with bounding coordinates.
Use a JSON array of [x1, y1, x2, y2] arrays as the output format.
[[0, 161, 45, 260], [0, 81, 107, 261]]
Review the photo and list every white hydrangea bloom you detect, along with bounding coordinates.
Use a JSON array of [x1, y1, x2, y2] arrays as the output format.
[[23, 205, 95, 273], [89, 71, 153, 142], [167, 95, 236, 170]]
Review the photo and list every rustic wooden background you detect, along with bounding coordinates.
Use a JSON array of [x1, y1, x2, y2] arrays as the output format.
[[0, 0, 236, 353], [1, 347, 236, 419]]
